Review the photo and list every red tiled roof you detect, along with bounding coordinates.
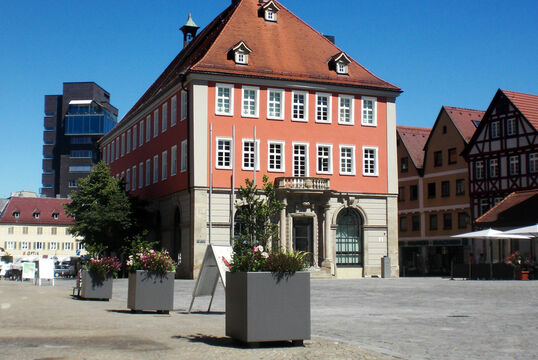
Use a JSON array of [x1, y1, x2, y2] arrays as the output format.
[[0, 197, 73, 225], [119, 0, 400, 126], [397, 125, 431, 169], [444, 106, 484, 143], [191, 0, 400, 90], [502, 90, 538, 130], [476, 189, 538, 223]]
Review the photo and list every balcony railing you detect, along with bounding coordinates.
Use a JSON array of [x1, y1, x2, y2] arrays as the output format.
[[275, 177, 330, 191]]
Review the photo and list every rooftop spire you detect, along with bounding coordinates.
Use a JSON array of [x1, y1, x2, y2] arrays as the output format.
[[180, 13, 200, 48]]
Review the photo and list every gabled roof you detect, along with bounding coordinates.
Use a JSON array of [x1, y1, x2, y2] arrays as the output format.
[[476, 189, 538, 224], [463, 89, 538, 156], [502, 89, 538, 130], [397, 125, 431, 169], [117, 0, 400, 129], [0, 197, 73, 226], [443, 106, 484, 143]]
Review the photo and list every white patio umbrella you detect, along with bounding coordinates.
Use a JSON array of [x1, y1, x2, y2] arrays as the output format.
[[504, 224, 538, 237], [452, 228, 531, 277]]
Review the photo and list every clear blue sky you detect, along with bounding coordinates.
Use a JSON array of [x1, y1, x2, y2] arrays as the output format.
[[0, 0, 536, 198]]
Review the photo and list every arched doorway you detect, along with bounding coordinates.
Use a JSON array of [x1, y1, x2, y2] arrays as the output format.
[[172, 207, 182, 264], [336, 208, 363, 265]]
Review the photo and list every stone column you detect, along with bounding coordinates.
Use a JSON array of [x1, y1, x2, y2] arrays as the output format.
[[280, 198, 287, 251], [322, 206, 334, 275]]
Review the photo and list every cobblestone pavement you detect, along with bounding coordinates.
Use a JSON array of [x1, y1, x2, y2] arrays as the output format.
[[1, 277, 537, 359]]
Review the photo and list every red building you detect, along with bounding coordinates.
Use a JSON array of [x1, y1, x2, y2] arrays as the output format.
[[100, 0, 401, 278]]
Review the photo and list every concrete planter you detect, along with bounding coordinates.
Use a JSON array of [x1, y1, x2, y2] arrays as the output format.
[[80, 270, 113, 300], [226, 271, 310, 343], [127, 270, 175, 313]]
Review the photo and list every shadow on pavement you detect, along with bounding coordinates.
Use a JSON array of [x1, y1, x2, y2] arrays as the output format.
[[106, 309, 171, 316], [178, 310, 225, 315], [173, 334, 305, 349]]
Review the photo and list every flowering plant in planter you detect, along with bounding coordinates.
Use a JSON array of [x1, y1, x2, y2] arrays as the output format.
[[85, 257, 122, 279], [125, 248, 176, 275], [506, 251, 535, 271], [230, 176, 309, 276]]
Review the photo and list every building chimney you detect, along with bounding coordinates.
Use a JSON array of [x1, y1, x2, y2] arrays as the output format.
[[324, 35, 335, 44], [180, 13, 200, 48]]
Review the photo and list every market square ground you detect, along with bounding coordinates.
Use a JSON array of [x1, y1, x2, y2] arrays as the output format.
[[0, 277, 536, 359]]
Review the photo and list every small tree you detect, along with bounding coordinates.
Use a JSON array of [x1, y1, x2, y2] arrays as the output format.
[[232, 175, 284, 272], [64, 161, 146, 255]]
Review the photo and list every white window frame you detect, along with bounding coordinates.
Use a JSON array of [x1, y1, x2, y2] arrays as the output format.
[[21, 241, 29, 250], [153, 155, 159, 183], [162, 103, 168, 132], [316, 143, 333, 174], [265, 9, 276, 21], [126, 169, 131, 190], [292, 142, 309, 177], [530, 153, 538, 173], [491, 121, 500, 139], [121, 133, 126, 156], [111, 141, 115, 163], [216, 137, 232, 170], [215, 83, 234, 116], [145, 159, 151, 186], [291, 91, 308, 122], [241, 86, 259, 118], [181, 140, 188, 172], [127, 129, 131, 153], [489, 158, 499, 178], [241, 138, 260, 171], [139, 162, 144, 189], [315, 92, 332, 124], [153, 109, 159, 138], [361, 96, 377, 126], [133, 126, 137, 150], [506, 118, 517, 136], [171, 95, 177, 126], [64, 242, 72, 251], [475, 161, 484, 179], [509, 155, 520, 175], [336, 62, 348, 75], [267, 140, 285, 173], [140, 120, 144, 146], [162, 150, 168, 180], [267, 88, 285, 120], [6, 241, 15, 250], [171, 145, 177, 176], [132, 165, 137, 191], [35, 241, 43, 250], [235, 52, 248, 65], [50, 242, 57, 250], [339, 145, 356, 175], [181, 91, 188, 120], [363, 146, 378, 176], [338, 94, 355, 125], [146, 115, 151, 142], [115, 137, 119, 159]]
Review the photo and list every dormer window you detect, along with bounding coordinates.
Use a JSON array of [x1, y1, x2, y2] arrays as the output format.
[[331, 52, 351, 75], [13, 211, 20, 219], [33, 212, 40, 219], [337, 62, 348, 75], [235, 52, 247, 65], [52, 213, 59, 220], [230, 41, 252, 65], [261, 1, 280, 22]]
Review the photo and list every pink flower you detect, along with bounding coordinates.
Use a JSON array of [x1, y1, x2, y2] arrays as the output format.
[[261, 252, 269, 259]]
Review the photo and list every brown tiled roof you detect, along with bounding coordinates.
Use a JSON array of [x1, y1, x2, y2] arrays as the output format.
[[0, 197, 73, 226], [120, 0, 400, 126], [502, 90, 538, 130], [476, 189, 538, 223], [444, 106, 484, 143], [397, 126, 431, 169]]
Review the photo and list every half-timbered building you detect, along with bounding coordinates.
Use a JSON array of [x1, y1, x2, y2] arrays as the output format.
[[464, 89, 538, 220]]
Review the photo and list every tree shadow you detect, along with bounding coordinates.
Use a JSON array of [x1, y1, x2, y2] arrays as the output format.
[[172, 334, 304, 348]]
